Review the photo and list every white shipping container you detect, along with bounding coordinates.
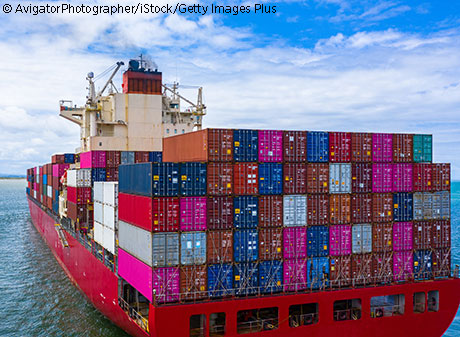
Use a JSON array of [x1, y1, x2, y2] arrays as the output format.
[[103, 204, 118, 230], [67, 169, 77, 187], [34, 190, 37, 199], [94, 221, 104, 246], [103, 182, 118, 207], [93, 182, 104, 203], [77, 169, 92, 187], [329, 163, 352, 194], [118, 220, 153, 266], [352, 224, 372, 254], [283, 195, 307, 226], [47, 185, 53, 198], [94, 201, 103, 224], [59, 195, 66, 218], [103, 226, 116, 254]]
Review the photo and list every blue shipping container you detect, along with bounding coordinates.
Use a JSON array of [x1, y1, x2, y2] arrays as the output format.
[[259, 260, 283, 294], [233, 129, 258, 162], [307, 226, 329, 257], [152, 163, 179, 196], [43, 174, 47, 185], [234, 229, 259, 262], [119, 163, 152, 196], [121, 151, 135, 165], [233, 263, 259, 295], [393, 192, 413, 222], [414, 250, 432, 280], [26, 187, 30, 195], [149, 151, 163, 163], [208, 264, 233, 298], [234, 196, 259, 228], [307, 131, 329, 162], [52, 200, 59, 214], [258, 163, 283, 195], [64, 153, 75, 164], [91, 168, 106, 183], [180, 163, 207, 196], [307, 257, 329, 289]]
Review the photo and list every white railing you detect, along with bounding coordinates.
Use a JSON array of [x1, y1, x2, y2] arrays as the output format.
[[118, 297, 149, 333]]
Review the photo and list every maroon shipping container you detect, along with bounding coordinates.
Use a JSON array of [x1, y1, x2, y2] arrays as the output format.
[[372, 252, 393, 284], [67, 201, 90, 225], [207, 197, 233, 230], [351, 163, 372, 193], [329, 194, 351, 224], [259, 228, 283, 260], [52, 154, 65, 164], [393, 134, 413, 163], [135, 151, 150, 163], [180, 266, 207, 301], [413, 163, 432, 191], [432, 164, 450, 191], [307, 194, 329, 225], [351, 194, 372, 224], [207, 163, 233, 196], [413, 221, 433, 250], [106, 151, 121, 167], [67, 186, 92, 205], [52, 176, 59, 190], [233, 163, 258, 195], [372, 193, 393, 222], [106, 167, 119, 182], [372, 223, 393, 253], [330, 256, 352, 288], [352, 254, 373, 286], [259, 196, 283, 227], [283, 131, 307, 162], [207, 230, 233, 264], [283, 163, 307, 194], [432, 220, 451, 249], [351, 133, 372, 162], [329, 132, 352, 162], [306, 164, 329, 194], [432, 248, 451, 278]]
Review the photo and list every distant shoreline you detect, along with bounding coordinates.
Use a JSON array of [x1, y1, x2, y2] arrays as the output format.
[[0, 177, 26, 180]]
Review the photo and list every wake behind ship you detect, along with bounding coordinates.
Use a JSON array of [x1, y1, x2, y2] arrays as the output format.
[[26, 58, 460, 337]]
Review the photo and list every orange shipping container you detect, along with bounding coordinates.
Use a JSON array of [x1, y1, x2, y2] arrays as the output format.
[[307, 163, 329, 193], [180, 266, 207, 301], [207, 230, 233, 264], [351, 133, 372, 162], [329, 194, 351, 224], [207, 163, 233, 196], [259, 228, 283, 260]]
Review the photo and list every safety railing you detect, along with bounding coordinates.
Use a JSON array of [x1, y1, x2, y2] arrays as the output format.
[[370, 304, 404, 318], [289, 313, 318, 327], [118, 297, 149, 333], [236, 318, 278, 334], [334, 308, 361, 321]]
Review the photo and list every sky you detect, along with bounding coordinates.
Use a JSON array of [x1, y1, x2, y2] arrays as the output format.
[[0, 0, 459, 178]]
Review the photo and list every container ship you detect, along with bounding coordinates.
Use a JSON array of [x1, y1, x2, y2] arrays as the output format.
[[26, 58, 460, 337]]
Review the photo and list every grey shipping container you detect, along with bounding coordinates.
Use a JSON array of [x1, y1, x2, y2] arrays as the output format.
[[283, 195, 307, 226], [329, 163, 351, 194], [414, 192, 450, 220], [152, 233, 179, 267], [181, 232, 207, 265], [352, 224, 372, 254], [118, 220, 153, 266]]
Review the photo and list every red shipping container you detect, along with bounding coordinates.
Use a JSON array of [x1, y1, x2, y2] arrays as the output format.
[[233, 163, 258, 195], [432, 248, 451, 278], [207, 230, 233, 264], [207, 196, 233, 230], [351, 163, 372, 193], [52, 154, 65, 164], [52, 176, 59, 190], [413, 221, 433, 250], [351, 133, 372, 162], [135, 151, 150, 163], [259, 228, 283, 260], [119, 193, 152, 231], [351, 194, 372, 224], [329, 132, 352, 162], [372, 194, 393, 222], [106, 167, 119, 182], [153, 197, 180, 232], [259, 196, 283, 227], [413, 163, 432, 191], [207, 163, 233, 196], [372, 223, 393, 252], [329, 194, 351, 224], [352, 254, 373, 286], [307, 164, 329, 193], [283, 131, 307, 162], [372, 252, 393, 283], [393, 134, 413, 163], [432, 220, 451, 249], [372, 133, 393, 162], [392, 163, 413, 192], [67, 186, 91, 205], [372, 163, 393, 193], [106, 151, 121, 167], [330, 256, 352, 288], [180, 266, 207, 301], [307, 194, 329, 225], [283, 163, 307, 194], [432, 164, 450, 191]]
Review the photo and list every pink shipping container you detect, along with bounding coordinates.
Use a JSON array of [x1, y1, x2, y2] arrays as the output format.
[[329, 132, 352, 162], [258, 130, 283, 162], [329, 225, 352, 256], [79, 151, 106, 168], [372, 163, 393, 193], [52, 164, 69, 177], [118, 249, 153, 302], [283, 227, 307, 259], [393, 251, 413, 282], [153, 267, 180, 303], [392, 163, 413, 192], [283, 258, 307, 292], [393, 222, 413, 251], [372, 133, 393, 162], [180, 197, 207, 231]]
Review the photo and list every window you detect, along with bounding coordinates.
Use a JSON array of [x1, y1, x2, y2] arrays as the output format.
[[237, 307, 278, 334], [174, 129, 178, 134], [190, 314, 206, 337], [428, 291, 439, 312], [333, 299, 361, 321], [210, 312, 225, 336], [413, 292, 426, 313], [166, 129, 170, 134], [370, 294, 405, 318], [289, 303, 319, 327], [182, 129, 185, 134]]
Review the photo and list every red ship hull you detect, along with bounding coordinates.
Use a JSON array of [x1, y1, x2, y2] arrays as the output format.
[[28, 197, 460, 337]]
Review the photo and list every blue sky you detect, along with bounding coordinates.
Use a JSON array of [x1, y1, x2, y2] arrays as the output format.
[[0, 0, 460, 178]]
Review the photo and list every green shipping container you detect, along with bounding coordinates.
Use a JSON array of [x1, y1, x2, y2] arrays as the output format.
[[413, 134, 432, 163]]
